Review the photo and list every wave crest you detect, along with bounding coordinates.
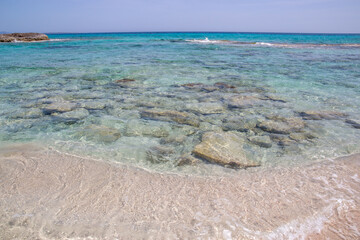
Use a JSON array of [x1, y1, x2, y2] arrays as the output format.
[[185, 38, 360, 48]]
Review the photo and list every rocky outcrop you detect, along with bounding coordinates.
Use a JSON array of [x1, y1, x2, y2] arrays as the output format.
[[192, 131, 260, 169], [0, 33, 49, 42]]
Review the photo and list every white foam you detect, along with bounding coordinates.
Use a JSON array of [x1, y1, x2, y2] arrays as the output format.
[[255, 42, 274, 46], [8, 38, 72, 43], [185, 37, 229, 44]]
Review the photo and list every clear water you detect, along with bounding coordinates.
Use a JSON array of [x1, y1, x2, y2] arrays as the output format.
[[1, 32, 360, 174]]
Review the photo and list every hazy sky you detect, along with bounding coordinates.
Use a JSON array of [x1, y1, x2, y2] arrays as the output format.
[[1, 0, 360, 33]]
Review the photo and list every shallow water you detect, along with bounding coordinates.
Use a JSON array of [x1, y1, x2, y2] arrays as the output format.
[[0, 145, 359, 239], [0, 32, 360, 174]]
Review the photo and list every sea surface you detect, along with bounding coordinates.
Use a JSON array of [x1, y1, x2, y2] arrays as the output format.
[[1, 32, 360, 174]]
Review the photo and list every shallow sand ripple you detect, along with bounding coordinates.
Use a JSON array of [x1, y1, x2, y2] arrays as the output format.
[[0, 144, 359, 239]]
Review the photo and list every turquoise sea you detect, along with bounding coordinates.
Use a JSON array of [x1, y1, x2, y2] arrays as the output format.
[[1, 32, 360, 174]]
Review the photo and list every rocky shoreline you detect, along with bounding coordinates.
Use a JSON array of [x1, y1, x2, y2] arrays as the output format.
[[0, 33, 49, 42]]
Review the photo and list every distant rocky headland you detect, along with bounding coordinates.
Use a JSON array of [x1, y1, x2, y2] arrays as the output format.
[[0, 33, 49, 42]]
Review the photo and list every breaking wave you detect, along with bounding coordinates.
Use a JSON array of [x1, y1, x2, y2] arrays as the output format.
[[185, 38, 360, 48]]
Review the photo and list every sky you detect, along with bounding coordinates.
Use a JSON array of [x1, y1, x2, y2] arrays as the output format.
[[1, 0, 360, 33]]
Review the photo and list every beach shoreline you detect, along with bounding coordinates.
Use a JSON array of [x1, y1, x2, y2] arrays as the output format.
[[0, 143, 359, 239]]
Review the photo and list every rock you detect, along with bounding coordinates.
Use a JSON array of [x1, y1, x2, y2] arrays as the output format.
[[177, 125, 197, 136], [278, 138, 296, 147], [80, 125, 121, 143], [0, 33, 49, 42], [146, 145, 174, 164], [199, 122, 223, 132], [192, 131, 260, 169], [80, 101, 107, 110], [298, 111, 347, 120], [115, 78, 136, 83], [125, 119, 171, 138], [261, 95, 286, 103], [180, 83, 224, 92], [248, 135, 272, 148], [161, 134, 187, 145], [181, 82, 236, 92], [222, 117, 257, 132], [53, 108, 89, 123], [140, 109, 200, 127], [289, 132, 307, 141], [11, 108, 43, 119], [42, 102, 78, 114], [257, 117, 305, 134], [201, 85, 218, 92], [345, 119, 360, 129], [176, 154, 201, 166], [227, 95, 262, 108], [258, 120, 291, 134], [214, 82, 236, 89], [185, 102, 225, 115], [114, 78, 138, 88], [289, 132, 316, 141], [181, 83, 204, 89]]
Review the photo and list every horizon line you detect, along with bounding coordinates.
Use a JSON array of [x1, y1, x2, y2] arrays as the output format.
[[42, 31, 360, 35]]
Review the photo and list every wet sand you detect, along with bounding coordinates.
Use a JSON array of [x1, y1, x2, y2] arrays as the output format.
[[0, 144, 359, 239]]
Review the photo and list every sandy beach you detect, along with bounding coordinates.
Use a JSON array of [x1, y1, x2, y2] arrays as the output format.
[[0, 143, 359, 239]]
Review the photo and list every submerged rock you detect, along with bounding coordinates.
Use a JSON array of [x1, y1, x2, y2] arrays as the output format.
[[199, 122, 223, 132], [185, 102, 225, 115], [42, 102, 78, 114], [11, 108, 43, 119], [80, 101, 107, 110], [140, 109, 200, 127], [176, 153, 202, 166], [214, 82, 236, 89], [222, 117, 257, 132], [115, 78, 136, 83], [257, 117, 305, 134], [146, 145, 174, 164], [192, 131, 260, 169], [248, 135, 272, 148], [181, 83, 205, 89], [161, 134, 187, 145], [227, 95, 262, 108], [289, 132, 316, 141], [261, 95, 286, 103], [298, 111, 347, 120], [345, 119, 360, 129], [53, 108, 89, 123], [181, 82, 236, 92], [114, 78, 138, 88], [80, 124, 121, 143], [125, 119, 171, 138], [0, 33, 49, 42]]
